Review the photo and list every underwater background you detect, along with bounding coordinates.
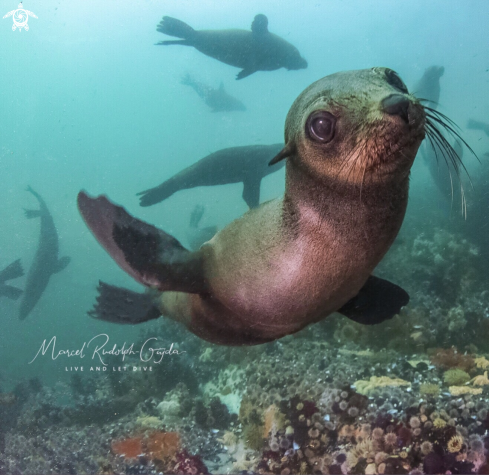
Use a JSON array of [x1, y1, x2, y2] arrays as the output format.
[[1, 0, 489, 473]]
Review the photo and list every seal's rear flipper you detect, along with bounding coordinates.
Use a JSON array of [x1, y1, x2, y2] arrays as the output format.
[[0, 259, 24, 283], [77, 192, 206, 293], [89, 281, 160, 324], [338, 275, 409, 325], [242, 177, 261, 208], [0, 284, 23, 300], [157, 17, 195, 41]]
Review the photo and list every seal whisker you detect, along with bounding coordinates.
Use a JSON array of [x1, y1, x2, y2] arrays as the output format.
[[424, 106, 462, 131], [425, 119, 466, 180], [424, 117, 469, 216], [359, 154, 369, 203], [336, 131, 370, 188], [330, 140, 361, 189], [424, 128, 455, 208], [427, 113, 476, 163]]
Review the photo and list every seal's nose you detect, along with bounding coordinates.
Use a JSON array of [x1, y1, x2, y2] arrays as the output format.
[[382, 94, 410, 123]]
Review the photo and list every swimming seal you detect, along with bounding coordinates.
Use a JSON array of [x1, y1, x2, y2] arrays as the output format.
[[0, 259, 23, 300], [156, 14, 307, 80], [78, 67, 426, 345], [181, 74, 246, 112], [19, 187, 71, 320], [137, 143, 285, 209], [414, 66, 444, 107]]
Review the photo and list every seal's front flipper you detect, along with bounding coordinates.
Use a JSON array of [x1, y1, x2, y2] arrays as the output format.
[[137, 180, 177, 207], [236, 69, 256, 80], [53, 256, 71, 274], [242, 177, 261, 208], [77, 192, 206, 293], [0, 284, 23, 300], [88, 281, 160, 324], [338, 276, 409, 325], [0, 259, 24, 283]]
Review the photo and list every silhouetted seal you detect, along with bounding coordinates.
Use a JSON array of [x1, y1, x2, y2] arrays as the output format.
[[181, 74, 246, 112], [156, 14, 307, 79], [414, 66, 444, 107], [78, 68, 426, 345], [138, 143, 285, 209], [0, 259, 23, 300], [19, 187, 70, 320]]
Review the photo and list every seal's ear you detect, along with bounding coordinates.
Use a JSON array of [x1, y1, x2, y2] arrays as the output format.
[[251, 14, 268, 33], [269, 142, 295, 166]]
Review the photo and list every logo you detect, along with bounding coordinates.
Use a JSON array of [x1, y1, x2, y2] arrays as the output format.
[[3, 2, 37, 31]]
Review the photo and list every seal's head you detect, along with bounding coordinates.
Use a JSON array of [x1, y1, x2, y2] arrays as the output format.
[[424, 65, 445, 81], [286, 54, 308, 71], [251, 14, 308, 71], [271, 68, 425, 187]]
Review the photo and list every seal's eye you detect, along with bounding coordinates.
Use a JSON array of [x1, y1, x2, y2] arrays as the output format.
[[385, 69, 409, 94], [307, 111, 336, 143]]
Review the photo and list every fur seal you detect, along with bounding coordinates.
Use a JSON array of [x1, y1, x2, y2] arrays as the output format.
[[78, 67, 428, 346], [137, 143, 285, 209], [0, 259, 23, 300], [181, 74, 246, 112], [156, 14, 307, 80], [19, 187, 71, 320], [414, 66, 444, 107]]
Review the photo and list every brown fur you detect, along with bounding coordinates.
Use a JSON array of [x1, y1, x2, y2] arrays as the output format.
[[158, 68, 426, 345]]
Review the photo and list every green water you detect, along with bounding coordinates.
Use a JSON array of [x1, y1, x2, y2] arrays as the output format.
[[1, 1, 489, 474]]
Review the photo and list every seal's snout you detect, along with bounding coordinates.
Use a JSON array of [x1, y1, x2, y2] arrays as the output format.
[[382, 94, 410, 123]]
